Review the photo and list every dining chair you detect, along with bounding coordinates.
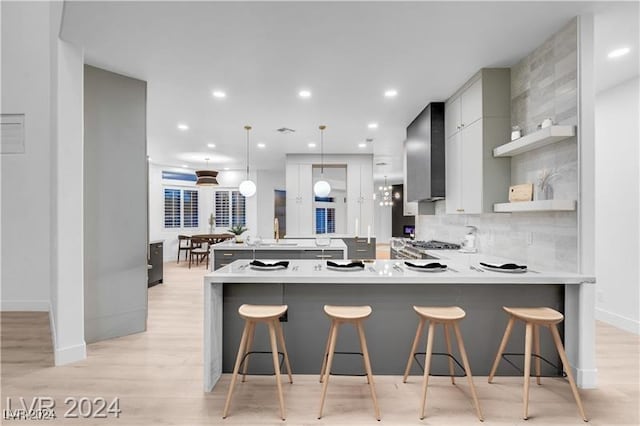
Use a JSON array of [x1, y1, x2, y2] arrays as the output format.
[[189, 237, 210, 269]]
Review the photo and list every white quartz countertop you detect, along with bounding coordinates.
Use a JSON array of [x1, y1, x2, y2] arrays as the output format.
[[205, 258, 594, 285], [211, 238, 347, 250]]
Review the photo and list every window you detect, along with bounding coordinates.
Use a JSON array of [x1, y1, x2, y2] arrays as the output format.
[[164, 189, 181, 228], [315, 207, 335, 234], [214, 190, 246, 228], [163, 187, 199, 229], [183, 190, 199, 228]]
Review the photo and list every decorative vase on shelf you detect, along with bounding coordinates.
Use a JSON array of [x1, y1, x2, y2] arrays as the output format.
[[536, 169, 558, 201]]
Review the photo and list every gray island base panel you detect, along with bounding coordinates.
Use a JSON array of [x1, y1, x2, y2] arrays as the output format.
[[204, 260, 596, 392]]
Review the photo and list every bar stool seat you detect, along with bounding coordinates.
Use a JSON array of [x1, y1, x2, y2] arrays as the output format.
[[503, 307, 564, 324], [488, 306, 587, 422], [413, 306, 466, 321], [324, 305, 372, 320], [318, 305, 380, 421], [239, 304, 288, 320], [223, 304, 293, 420], [403, 306, 483, 421]]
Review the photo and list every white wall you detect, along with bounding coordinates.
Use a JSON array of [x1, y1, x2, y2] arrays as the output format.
[[595, 76, 640, 334], [149, 164, 259, 261], [1, 1, 53, 310], [1, 1, 86, 364]]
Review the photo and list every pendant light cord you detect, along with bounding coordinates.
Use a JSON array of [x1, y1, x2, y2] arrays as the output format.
[[244, 125, 251, 180], [319, 125, 326, 176]]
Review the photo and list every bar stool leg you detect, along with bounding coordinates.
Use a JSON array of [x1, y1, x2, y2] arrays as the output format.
[[319, 322, 335, 383], [488, 317, 515, 383], [444, 323, 456, 385], [419, 322, 435, 420], [402, 318, 425, 383], [275, 320, 294, 384], [318, 322, 339, 419], [452, 323, 484, 421], [357, 321, 381, 421], [523, 322, 533, 420], [533, 324, 542, 386], [241, 322, 256, 382], [549, 325, 588, 422], [223, 321, 250, 418], [267, 321, 286, 420]]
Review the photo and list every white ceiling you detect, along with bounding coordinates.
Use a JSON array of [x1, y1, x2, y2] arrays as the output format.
[[60, 1, 636, 181]]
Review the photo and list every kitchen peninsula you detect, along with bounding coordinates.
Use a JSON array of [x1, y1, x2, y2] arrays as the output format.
[[203, 256, 596, 392]]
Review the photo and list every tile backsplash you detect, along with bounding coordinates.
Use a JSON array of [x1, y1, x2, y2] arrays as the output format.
[[416, 201, 577, 271], [415, 18, 578, 272]]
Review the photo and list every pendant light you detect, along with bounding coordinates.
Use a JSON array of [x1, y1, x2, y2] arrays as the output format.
[[195, 158, 219, 186], [239, 125, 257, 197], [378, 176, 393, 206], [313, 125, 331, 197]]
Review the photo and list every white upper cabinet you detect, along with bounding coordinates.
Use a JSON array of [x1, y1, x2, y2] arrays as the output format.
[[445, 97, 461, 138], [285, 163, 312, 236], [460, 78, 483, 128], [445, 78, 483, 137], [444, 69, 511, 214], [347, 162, 374, 235]]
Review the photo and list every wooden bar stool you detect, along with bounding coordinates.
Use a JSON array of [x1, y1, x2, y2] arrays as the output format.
[[222, 304, 293, 420], [402, 306, 483, 421], [488, 306, 587, 421], [318, 305, 381, 421]]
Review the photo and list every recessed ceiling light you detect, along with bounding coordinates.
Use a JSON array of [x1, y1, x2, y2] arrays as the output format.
[[212, 90, 226, 98], [608, 47, 630, 58], [207, 143, 216, 148], [182, 164, 188, 168], [298, 90, 312, 98], [257, 143, 266, 148], [308, 142, 316, 148], [384, 89, 398, 97], [147, 157, 152, 162], [358, 143, 367, 148], [224, 167, 230, 171], [368, 122, 379, 129], [177, 123, 189, 131]]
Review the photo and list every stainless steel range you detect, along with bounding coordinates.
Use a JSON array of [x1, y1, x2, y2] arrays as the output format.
[[390, 239, 461, 260]]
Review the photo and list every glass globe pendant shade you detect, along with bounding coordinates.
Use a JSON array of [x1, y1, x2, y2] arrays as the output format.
[[239, 179, 256, 197], [314, 180, 331, 197]]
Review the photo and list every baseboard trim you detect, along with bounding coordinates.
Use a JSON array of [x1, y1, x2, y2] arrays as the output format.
[[1, 300, 50, 311], [54, 342, 87, 366], [596, 307, 640, 335], [572, 365, 598, 389]]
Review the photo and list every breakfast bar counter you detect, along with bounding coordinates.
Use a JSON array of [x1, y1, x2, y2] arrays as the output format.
[[203, 258, 596, 391]]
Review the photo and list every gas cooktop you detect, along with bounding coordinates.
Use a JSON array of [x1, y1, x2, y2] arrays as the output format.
[[408, 240, 461, 250]]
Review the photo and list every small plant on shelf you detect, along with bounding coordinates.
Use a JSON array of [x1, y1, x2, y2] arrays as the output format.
[[228, 224, 248, 243]]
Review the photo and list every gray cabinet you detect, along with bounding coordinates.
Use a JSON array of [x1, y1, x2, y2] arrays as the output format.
[[213, 248, 346, 269], [148, 241, 163, 287], [300, 250, 344, 260], [343, 237, 376, 259], [213, 249, 254, 270]]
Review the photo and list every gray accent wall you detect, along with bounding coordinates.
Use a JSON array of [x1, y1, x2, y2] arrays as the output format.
[[416, 18, 579, 272], [84, 65, 148, 343]]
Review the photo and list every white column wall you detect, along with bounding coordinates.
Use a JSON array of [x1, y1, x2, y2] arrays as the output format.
[[1, 1, 53, 310], [595, 77, 640, 334]]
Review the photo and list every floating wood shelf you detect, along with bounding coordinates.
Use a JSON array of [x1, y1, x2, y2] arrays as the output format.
[[493, 125, 576, 157], [493, 199, 577, 213]]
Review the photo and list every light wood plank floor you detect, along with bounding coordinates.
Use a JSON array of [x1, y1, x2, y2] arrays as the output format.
[[1, 261, 638, 425]]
